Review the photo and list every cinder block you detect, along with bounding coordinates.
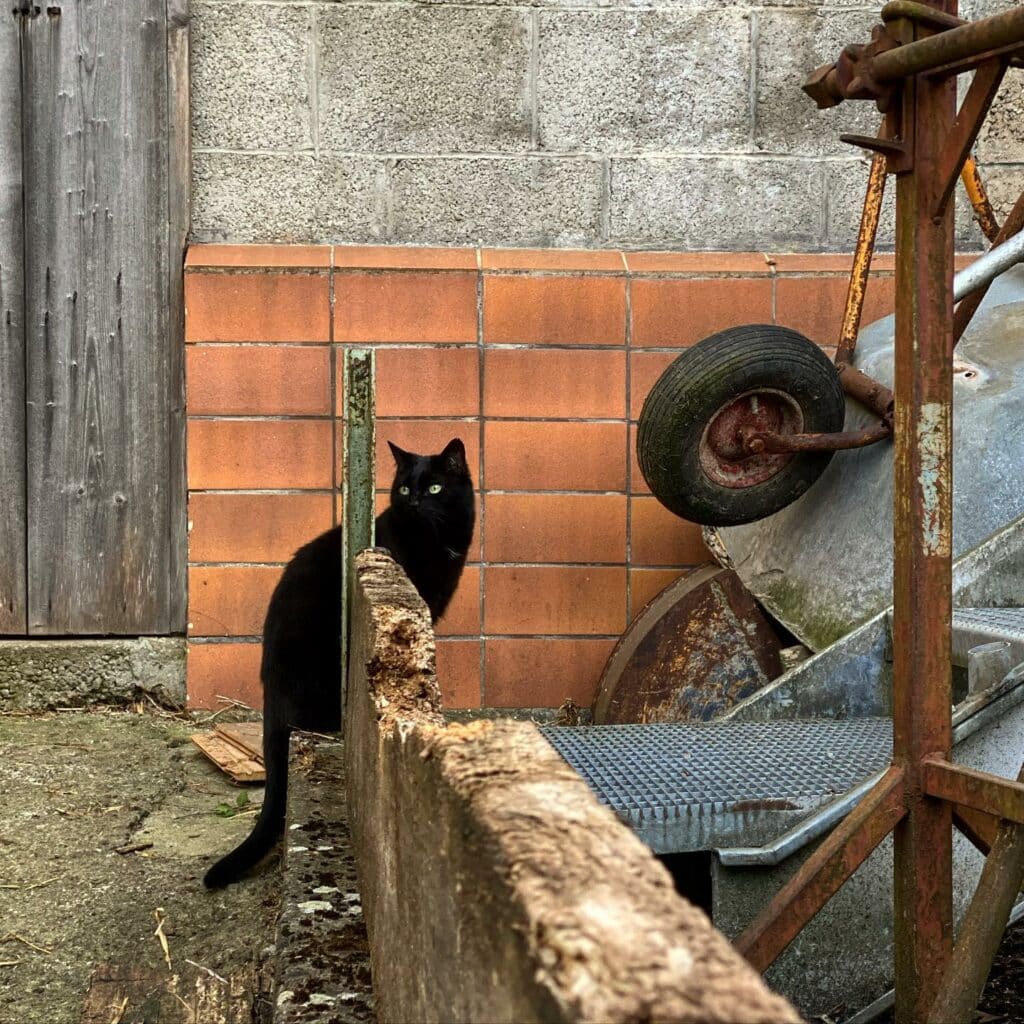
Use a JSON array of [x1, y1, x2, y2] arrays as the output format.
[[755, 9, 881, 157], [190, 2, 312, 151], [976, 68, 1024, 164], [610, 156, 824, 249], [960, 0, 1022, 20], [389, 157, 604, 246], [825, 158, 983, 250], [537, 10, 750, 152], [981, 164, 1024, 224], [824, 158, 895, 250], [319, 6, 531, 154], [191, 152, 383, 244]]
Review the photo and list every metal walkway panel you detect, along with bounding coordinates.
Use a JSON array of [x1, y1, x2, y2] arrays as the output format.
[[541, 718, 892, 855], [953, 606, 1024, 666]]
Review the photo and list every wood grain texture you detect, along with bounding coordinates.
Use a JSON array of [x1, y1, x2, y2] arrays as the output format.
[[166, 0, 190, 630], [0, 14, 27, 633], [21, 1, 185, 633]]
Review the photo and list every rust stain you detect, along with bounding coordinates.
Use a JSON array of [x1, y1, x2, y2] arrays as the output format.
[[595, 567, 782, 725], [732, 799, 801, 813]]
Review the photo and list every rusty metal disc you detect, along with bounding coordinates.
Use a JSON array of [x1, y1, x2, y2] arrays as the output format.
[[593, 564, 782, 724]]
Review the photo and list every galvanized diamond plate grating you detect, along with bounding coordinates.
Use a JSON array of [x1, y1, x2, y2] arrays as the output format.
[[952, 607, 1024, 666], [953, 606, 1024, 642], [540, 719, 892, 852]]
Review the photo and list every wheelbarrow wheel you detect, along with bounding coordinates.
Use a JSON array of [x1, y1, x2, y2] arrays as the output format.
[[637, 324, 845, 527]]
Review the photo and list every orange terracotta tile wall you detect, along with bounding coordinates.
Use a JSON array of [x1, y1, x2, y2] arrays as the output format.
[[184, 244, 897, 711]]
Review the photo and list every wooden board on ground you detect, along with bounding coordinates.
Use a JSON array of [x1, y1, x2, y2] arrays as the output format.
[[81, 963, 252, 1024], [191, 726, 264, 784], [214, 722, 263, 761]]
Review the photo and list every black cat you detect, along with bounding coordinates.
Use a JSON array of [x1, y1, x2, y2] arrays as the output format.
[[203, 438, 475, 889]]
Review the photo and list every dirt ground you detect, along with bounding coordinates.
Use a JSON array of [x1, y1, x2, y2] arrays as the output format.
[[3, 708, 1021, 1024], [0, 709, 281, 1024]]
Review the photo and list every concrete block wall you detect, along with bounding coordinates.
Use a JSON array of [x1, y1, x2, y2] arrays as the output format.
[[190, 0, 1023, 251], [183, 241, 904, 711]]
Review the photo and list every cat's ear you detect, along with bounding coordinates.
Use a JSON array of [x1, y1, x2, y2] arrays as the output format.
[[387, 441, 411, 465], [440, 438, 468, 475]]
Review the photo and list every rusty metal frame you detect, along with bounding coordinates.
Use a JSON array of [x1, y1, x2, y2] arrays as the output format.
[[738, 8, 1024, 462], [732, 6, 1024, 1021], [928, 763, 1024, 1023]]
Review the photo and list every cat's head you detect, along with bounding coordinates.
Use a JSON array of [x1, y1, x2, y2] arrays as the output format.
[[386, 438, 474, 529]]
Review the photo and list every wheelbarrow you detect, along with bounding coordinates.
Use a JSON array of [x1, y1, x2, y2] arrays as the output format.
[[637, 149, 1024, 652]]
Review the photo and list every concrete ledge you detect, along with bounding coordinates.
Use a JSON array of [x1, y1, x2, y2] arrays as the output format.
[[345, 549, 799, 1024], [0, 638, 186, 711]]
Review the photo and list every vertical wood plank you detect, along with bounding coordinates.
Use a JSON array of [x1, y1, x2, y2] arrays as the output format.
[[166, 0, 190, 630], [0, 12, 27, 634], [22, 1, 179, 634]]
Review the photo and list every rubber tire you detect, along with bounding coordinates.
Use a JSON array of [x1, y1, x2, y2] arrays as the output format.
[[637, 324, 845, 527]]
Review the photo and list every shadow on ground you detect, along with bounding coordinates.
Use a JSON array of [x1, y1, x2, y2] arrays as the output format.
[[0, 710, 280, 1024]]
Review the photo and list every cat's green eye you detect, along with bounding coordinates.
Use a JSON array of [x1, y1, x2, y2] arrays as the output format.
[[398, 486, 410, 495], [428, 484, 442, 494]]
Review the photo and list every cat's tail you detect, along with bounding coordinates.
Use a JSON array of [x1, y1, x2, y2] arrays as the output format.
[[203, 724, 291, 889]]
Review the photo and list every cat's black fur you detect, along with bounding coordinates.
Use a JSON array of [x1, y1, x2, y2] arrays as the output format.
[[203, 438, 475, 889]]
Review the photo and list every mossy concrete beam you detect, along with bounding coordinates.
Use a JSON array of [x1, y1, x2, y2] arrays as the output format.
[[0, 637, 186, 711], [345, 549, 799, 1024]]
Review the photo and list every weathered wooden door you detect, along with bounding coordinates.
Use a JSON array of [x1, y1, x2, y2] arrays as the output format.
[[1, 1, 187, 635]]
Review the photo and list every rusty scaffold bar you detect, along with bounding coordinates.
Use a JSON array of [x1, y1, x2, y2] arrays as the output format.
[[733, 3, 1024, 1022]]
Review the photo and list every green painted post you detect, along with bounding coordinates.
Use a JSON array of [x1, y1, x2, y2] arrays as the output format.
[[341, 348, 376, 723]]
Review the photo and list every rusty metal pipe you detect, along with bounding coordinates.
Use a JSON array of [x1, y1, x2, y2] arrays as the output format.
[[742, 421, 891, 455], [873, 6, 1024, 82], [889, 43, 956, 1020], [922, 759, 1024, 825], [836, 362, 895, 423], [735, 767, 906, 973], [961, 157, 1001, 242], [837, 153, 888, 367]]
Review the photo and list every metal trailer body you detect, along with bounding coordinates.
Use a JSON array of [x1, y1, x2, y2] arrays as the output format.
[[713, 268, 1024, 652]]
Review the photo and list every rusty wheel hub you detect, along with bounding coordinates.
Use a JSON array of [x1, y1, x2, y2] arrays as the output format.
[[699, 389, 804, 489]]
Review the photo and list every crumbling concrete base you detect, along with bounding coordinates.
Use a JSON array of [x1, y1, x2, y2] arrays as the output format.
[[0, 637, 186, 711], [345, 549, 799, 1024]]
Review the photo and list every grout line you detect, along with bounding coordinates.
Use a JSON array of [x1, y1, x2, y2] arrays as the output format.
[[192, 143, 924, 163], [189, 632, 629, 643], [308, 5, 319, 160], [748, 10, 759, 153], [528, 10, 539, 153], [188, 414, 337, 421], [190, 488, 337, 495], [624, 263, 634, 625], [476, 248, 487, 706], [189, 562, 288, 569], [600, 157, 612, 242], [329, 245, 339, 524]]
